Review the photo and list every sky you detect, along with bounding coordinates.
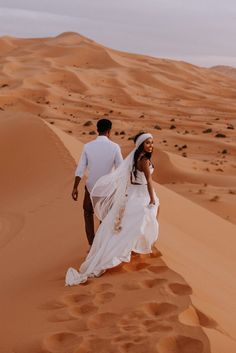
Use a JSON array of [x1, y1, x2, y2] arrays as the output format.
[[0, 0, 235, 67]]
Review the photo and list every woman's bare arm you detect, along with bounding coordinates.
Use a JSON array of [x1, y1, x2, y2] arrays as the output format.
[[140, 159, 155, 204]]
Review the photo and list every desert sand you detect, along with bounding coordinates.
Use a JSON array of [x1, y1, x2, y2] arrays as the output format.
[[0, 32, 236, 353]]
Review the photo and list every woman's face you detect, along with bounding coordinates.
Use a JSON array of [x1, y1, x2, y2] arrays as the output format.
[[143, 137, 154, 153]]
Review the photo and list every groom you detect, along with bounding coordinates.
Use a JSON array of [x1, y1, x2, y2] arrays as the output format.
[[72, 118, 123, 247]]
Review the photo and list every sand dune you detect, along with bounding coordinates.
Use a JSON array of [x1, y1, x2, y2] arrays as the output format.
[[0, 32, 235, 225], [210, 66, 236, 80], [0, 32, 236, 352]]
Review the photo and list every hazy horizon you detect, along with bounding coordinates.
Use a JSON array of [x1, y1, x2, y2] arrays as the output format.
[[0, 0, 235, 67]]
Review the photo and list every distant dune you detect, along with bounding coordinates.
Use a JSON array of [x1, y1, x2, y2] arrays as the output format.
[[210, 65, 236, 80], [0, 32, 236, 353]]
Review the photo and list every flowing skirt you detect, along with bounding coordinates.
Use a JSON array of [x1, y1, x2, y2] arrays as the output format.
[[65, 184, 159, 286]]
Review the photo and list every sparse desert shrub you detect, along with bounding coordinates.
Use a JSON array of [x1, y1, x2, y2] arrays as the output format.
[[210, 195, 220, 202], [89, 130, 96, 135], [203, 128, 212, 133], [215, 133, 226, 138], [170, 125, 176, 129], [197, 189, 204, 194], [228, 189, 236, 195], [84, 120, 93, 127], [154, 125, 162, 130]]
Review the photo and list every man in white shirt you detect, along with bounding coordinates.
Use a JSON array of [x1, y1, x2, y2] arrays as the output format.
[[72, 118, 123, 247]]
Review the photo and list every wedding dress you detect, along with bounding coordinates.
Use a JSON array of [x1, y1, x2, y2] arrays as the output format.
[[65, 165, 159, 286]]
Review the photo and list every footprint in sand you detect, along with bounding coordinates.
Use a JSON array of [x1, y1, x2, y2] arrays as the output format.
[[143, 302, 178, 318], [39, 300, 66, 310], [142, 319, 173, 333], [92, 282, 113, 293], [121, 281, 142, 290], [62, 293, 92, 306], [94, 291, 116, 304], [119, 324, 142, 334], [123, 262, 150, 272], [120, 340, 157, 353], [69, 303, 98, 317], [88, 312, 119, 329], [118, 309, 148, 329], [48, 311, 75, 323], [147, 265, 168, 274], [168, 283, 192, 296], [157, 335, 204, 353], [114, 334, 135, 343], [43, 332, 82, 353], [142, 278, 167, 289], [79, 336, 116, 353], [65, 319, 88, 333]]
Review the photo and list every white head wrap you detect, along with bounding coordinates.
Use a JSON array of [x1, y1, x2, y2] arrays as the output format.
[[135, 133, 153, 149], [90, 132, 153, 228]]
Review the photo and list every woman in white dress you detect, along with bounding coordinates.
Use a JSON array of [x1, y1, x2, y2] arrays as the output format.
[[65, 132, 160, 286]]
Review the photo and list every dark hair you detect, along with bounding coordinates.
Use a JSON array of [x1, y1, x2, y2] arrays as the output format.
[[132, 132, 152, 179], [97, 118, 112, 134]]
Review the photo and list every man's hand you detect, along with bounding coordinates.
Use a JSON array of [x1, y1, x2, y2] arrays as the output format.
[[72, 188, 78, 201], [72, 176, 81, 201]]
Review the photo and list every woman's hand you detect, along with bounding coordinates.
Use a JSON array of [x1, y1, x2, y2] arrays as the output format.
[[148, 199, 155, 209]]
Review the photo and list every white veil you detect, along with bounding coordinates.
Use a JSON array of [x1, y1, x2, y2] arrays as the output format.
[[90, 133, 153, 231]]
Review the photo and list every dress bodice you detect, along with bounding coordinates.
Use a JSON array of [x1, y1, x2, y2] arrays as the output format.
[[131, 165, 154, 185]]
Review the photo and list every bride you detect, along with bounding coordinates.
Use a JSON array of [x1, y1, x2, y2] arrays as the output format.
[[65, 132, 160, 286]]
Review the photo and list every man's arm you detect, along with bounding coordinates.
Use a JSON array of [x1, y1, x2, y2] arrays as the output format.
[[72, 148, 88, 201], [114, 146, 123, 168], [72, 176, 81, 201]]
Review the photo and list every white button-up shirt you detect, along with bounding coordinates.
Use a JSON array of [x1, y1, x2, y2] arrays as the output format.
[[75, 136, 123, 192]]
